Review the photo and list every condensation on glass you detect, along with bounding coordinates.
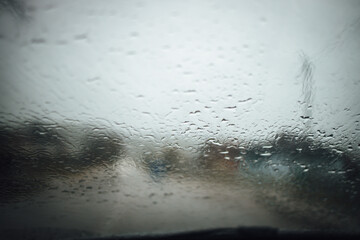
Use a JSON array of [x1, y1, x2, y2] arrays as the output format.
[[0, 0, 360, 239]]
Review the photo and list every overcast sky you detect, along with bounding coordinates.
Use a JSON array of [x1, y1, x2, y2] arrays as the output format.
[[0, 0, 359, 145]]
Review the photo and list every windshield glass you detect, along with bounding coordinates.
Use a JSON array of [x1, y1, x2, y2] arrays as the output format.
[[1, 0, 360, 239]]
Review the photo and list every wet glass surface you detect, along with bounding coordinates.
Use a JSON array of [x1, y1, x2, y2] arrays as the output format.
[[0, 0, 360, 239]]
